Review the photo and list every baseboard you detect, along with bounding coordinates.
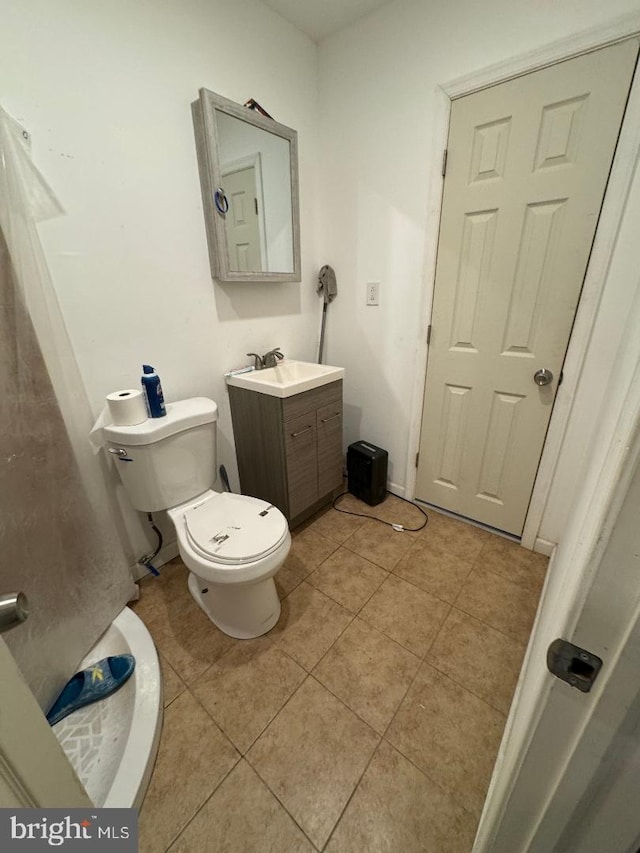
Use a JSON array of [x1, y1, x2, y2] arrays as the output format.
[[534, 537, 556, 557], [131, 540, 179, 582], [387, 481, 406, 498]]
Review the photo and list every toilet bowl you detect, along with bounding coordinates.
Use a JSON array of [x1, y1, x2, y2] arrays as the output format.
[[168, 490, 290, 638], [103, 397, 291, 640]]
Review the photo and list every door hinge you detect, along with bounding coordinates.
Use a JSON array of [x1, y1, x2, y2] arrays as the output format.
[[426, 324, 432, 345], [441, 149, 448, 178], [254, 197, 258, 215], [558, 369, 564, 387], [415, 452, 420, 468], [547, 639, 603, 693]]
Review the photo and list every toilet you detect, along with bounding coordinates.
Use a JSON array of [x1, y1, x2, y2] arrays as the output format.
[[104, 397, 291, 639]]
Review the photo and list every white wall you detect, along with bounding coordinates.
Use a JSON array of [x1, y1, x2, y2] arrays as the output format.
[[316, 0, 640, 539], [0, 0, 319, 562], [3, 0, 639, 564]]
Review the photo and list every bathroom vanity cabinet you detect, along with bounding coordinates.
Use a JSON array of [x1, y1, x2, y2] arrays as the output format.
[[228, 380, 343, 527]]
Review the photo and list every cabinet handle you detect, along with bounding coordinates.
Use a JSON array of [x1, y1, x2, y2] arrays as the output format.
[[291, 424, 313, 438], [321, 412, 341, 423]]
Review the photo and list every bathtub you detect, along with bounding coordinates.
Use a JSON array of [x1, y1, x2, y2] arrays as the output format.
[[53, 606, 162, 808]]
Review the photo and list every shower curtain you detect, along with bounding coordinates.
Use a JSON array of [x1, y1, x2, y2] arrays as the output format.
[[0, 107, 135, 711]]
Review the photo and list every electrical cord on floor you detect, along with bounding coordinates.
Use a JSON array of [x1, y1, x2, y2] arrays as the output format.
[[332, 490, 429, 532]]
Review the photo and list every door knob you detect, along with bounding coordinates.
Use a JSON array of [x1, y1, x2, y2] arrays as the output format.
[[0, 592, 29, 634], [533, 368, 553, 387]]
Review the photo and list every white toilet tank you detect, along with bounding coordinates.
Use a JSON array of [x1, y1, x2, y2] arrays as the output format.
[[104, 397, 218, 512]]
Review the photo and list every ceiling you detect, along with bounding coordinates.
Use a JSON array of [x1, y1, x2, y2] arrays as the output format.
[[261, 0, 392, 42]]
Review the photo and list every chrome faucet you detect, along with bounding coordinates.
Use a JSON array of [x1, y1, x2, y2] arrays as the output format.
[[246, 349, 284, 370], [247, 352, 264, 370], [262, 348, 284, 368]]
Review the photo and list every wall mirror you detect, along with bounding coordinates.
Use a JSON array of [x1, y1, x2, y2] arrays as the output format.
[[192, 88, 301, 283]]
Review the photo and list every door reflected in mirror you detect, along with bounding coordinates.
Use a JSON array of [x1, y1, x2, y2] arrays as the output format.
[[192, 89, 301, 283], [217, 111, 293, 274]]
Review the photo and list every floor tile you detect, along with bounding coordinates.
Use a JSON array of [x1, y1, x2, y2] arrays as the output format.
[[275, 559, 310, 599], [386, 663, 505, 816], [358, 493, 428, 534], [394, 538, 475, 604], [455, 566, 540, 642], [330, 490, 375, 515], [269, 582, 352, 670], [169, 759, 314, 853], [130, 558, 185, 624], [307, 505, 366, 544], [344, 519, 415, 570], [313, 618, 420, 733], [139, 690, 239, 852], [325, 740, 477, 853], [138, 497, 548, 852], [247, 677, 379, 849], [428, 608, 526, 713], [276, 527, 339, 597], [359, 574, 450, 658], [418, 510, 490, 562], [290, 525, 341, 562], [131, 561, 236, 684], [478, 536, 549, 592], [192, 636, 306, 753], [307, 546, 388, 613], [159, 653, 185, 708]]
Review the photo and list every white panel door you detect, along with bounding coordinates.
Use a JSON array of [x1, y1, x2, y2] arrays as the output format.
[[416, 40, 639, 535], [223, 166, 262, 271]]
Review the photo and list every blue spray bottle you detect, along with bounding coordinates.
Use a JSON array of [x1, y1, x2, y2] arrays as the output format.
[[141, 365, 167, 418]]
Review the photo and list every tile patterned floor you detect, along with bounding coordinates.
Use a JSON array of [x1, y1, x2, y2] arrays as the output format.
[[131, 495, 548, 853]]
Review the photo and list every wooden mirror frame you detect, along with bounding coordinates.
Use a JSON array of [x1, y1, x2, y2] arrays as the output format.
[[192, 88, 301, 283]]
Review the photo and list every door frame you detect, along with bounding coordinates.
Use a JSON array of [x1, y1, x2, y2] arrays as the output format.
[[405, 11, 640, 549], [0, 636, 91, 808]]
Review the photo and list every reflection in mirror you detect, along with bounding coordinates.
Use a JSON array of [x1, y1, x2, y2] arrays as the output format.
[[217, 111, 293, 274], [192, 89, 301, 283]]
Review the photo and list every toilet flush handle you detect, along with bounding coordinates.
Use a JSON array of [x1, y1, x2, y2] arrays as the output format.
[[108, 447, 129, 457]]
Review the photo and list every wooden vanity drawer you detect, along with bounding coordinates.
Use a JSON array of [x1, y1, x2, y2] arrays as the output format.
[[283, 380, 342, 423]]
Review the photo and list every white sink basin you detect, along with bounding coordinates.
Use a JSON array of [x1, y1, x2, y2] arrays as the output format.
[[226, 360, 344, 398]]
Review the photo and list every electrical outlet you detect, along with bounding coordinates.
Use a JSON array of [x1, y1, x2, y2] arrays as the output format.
[[367, 281, 380, 306]]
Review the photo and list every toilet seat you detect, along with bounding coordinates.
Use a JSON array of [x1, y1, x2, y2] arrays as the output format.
[[183, 492, 288, 564], [169, 491, 290, 585]]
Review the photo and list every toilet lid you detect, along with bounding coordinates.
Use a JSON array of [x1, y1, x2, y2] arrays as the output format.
[[183, 492, 288, 564]]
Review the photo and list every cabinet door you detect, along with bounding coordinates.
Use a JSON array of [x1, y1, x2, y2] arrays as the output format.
[[285, 411, 318, 517], [317, 401, 343, 497]]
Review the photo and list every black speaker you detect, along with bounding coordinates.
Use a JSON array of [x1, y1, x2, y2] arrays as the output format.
[[347, 441, 388, 506]]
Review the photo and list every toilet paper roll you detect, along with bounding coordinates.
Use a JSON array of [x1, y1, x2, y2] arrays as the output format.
[[106, 389, 148, 426]]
